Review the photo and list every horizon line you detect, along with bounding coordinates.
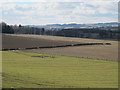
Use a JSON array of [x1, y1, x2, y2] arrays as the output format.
[[1, 21, 118, 26]]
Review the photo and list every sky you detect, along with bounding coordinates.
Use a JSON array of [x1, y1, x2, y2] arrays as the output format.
[[0, 0, 119, 25]]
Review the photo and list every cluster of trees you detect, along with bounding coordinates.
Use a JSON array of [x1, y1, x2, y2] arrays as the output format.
[[0, 22, 119, 40], [45, 28, 119, 40], [0, 22, 14, 34], [0, 22, 45, 35]]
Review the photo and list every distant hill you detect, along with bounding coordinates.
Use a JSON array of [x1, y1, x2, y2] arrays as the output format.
[[29, 22, 118, 30]]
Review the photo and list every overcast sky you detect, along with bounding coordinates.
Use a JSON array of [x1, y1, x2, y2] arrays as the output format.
[[0, 0, 119, 25]]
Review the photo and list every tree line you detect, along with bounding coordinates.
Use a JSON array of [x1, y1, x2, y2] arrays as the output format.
[[0, 22, 45, 35], [0, 22, 119, 40]]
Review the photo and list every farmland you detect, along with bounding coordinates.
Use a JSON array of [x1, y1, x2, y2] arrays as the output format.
[[2, 34, 118, 88], [25, 44, 118, 61], [2, 34, 80, 49], [2, 34, 118, 61], [2, 34, 113, 49], [2, 51, 118, 88]]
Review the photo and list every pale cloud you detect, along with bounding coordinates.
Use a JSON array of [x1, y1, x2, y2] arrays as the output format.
[[0, 4, 1, 9], [2, 3, 16, 10], [17, 4, 33, 9], [72, 4, 96, 15], [98, 7, 109, 14], [81, 1, 118, 15], [13, 10, 34, 16], [58, 14, 117, 24], [1, 1, 118, 25], [1, 0, 120, 2]]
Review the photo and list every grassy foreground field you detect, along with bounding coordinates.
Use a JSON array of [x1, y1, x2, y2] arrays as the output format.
[[2, 51, 118, 88]]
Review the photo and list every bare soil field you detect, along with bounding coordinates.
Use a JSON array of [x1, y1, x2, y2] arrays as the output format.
[[2, 34, 118, 61], [2, 34, 80, 49], [24, 44, 118, 61], [7, 34, 116, 43]]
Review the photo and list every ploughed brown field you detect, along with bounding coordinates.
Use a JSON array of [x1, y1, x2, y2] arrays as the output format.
[[2, 34, 80, 49], [2, 34, 118, 61]]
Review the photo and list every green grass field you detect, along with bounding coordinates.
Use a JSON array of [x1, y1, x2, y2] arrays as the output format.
[[2, 51, 118, 88]]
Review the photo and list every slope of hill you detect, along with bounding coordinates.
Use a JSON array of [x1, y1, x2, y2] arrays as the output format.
[[31, 22, 118, 30]]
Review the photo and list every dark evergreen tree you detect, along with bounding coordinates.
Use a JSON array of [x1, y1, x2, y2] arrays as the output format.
[[1, 22, 14, 34]]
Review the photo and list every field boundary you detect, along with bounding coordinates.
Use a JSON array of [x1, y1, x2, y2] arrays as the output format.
[[1, 42, 111, 51]]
